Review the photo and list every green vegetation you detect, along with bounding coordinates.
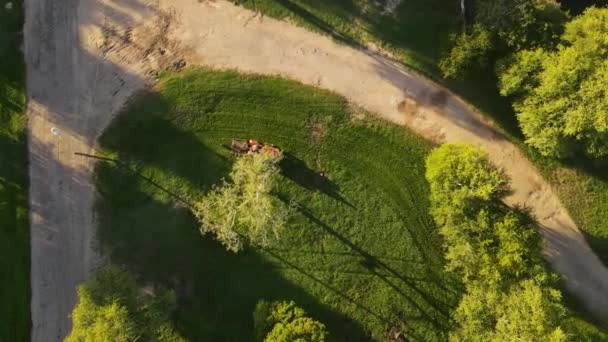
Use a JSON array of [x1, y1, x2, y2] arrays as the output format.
[[425, 144, 567, 341], [496, 7, 608, 269], [253, 300, 328, 341], [440, 0, 566, 78], [226, 1, 608, 311], [0, 0, 29, 340], [194, 149, 292, 252], [499, 8, 608, 158], [438, 24, 492, 79], [94, 68, 460, 340], [66, 267, 184, 342]]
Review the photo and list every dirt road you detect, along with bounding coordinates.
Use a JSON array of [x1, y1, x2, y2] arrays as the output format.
[[25, 0, 180, 339], [25, 0, 608, 339]]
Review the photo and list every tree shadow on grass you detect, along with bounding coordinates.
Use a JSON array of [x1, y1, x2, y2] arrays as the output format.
[[94, 162, 371, 341], [270, 0, 362, 47], [280, 152, 355, 208], [98, 90, 230, 194]]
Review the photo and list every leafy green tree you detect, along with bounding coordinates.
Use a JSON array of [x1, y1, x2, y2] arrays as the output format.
[[439, 25, 492, 79], [425, 143, 568, 340], [194, 150, 292, 252], [476, 0, 565, 49], [440, 0, 566, 78], [450, 280, 567, 342], [425, 144, 546, 285], [495, 48, 546, 97], [499, 8, 608, 158], [493, 279, 566, 341], [66, 267, 184, 342], [253, 300, 328, 342], [449, 283, 499, 342], [425, 144, 507, 223]]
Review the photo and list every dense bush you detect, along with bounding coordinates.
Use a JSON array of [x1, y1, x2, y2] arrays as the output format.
[[425, 144, 567, 341], [66, 267, 184, 342], [440, 0, 566, 78], [253, 300, 328, 342], [498, 8, 608, 158], [194, 150, 292, 252]]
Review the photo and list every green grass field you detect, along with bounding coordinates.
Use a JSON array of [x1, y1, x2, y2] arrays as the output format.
[[229, 0, 608, 284], [0, 0, 29, 341], [94, 68, 461, 341]]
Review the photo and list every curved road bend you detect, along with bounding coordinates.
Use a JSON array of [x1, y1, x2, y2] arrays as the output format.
[[25, 0, 608, 340]]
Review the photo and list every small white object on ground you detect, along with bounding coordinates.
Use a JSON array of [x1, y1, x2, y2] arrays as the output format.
[[50, 127, 59, 136], [5, 2, 13, 10], [381, 0, 402, 16]]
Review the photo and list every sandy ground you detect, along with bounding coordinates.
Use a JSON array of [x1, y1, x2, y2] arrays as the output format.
[[24, 0, 182, 340], [25, 0, 608, 340]]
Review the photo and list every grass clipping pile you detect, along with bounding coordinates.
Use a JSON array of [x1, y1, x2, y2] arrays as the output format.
[[194, 145, 292, 252]]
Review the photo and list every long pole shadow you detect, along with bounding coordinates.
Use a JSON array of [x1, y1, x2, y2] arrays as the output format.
[[296, 205, 453, 323], [263, 248, 389, 323], [76, 152, 194, 208]]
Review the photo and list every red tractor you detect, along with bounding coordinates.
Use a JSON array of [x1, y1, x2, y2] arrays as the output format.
[[230, 139, 280, 156]]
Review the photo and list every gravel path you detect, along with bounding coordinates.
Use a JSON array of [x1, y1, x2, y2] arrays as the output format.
[[25, 0, 169, 339], [25, 0, 608, 340]]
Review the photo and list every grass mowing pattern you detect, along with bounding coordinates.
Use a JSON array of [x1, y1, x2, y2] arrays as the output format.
[[95, 68, 461, 341], [230, 1, 608, 318], [0, 0, 29, 340]]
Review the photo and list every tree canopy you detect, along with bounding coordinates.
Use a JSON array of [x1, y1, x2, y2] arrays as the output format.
[[425, 143, 508, 225], [66, 267, 184, 342], [450, 280, 566, 342], [425, 144, 567, 340], [440, 0, 566, 78], [194, 149, 292, 252], [498, 7, 608, 158], [439, 25, 492, 79], [253, 300, 328, 342]]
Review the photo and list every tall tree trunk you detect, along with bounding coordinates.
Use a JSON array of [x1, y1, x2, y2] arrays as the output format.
[[461, 0, 467, 31]]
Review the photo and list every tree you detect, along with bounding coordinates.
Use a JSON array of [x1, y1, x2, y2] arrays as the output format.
[[493, 279, 566, 341], [425, 143, 567, 340], [476, 0, 565, 49], [66, 267, 184, 342], [449, 282, 499, 342], [498, 8, 608, 158], [439, 25, 492, 79], [194, 150, 292, 252], [253, 300, 328, 342], [425, 143, 508, 225], [440, 0, 566, 78], [450, 280, 567, 342]]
